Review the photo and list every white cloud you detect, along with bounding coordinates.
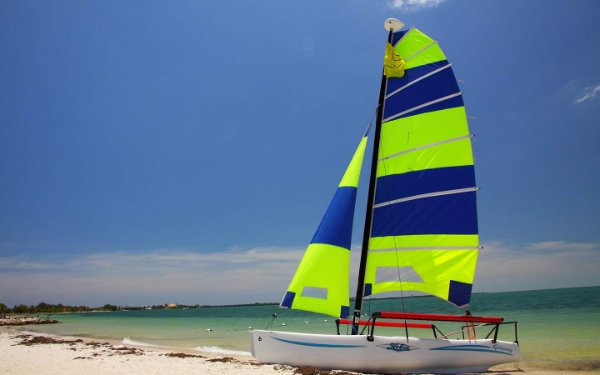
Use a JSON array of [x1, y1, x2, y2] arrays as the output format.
[[574, 82, 600, 104], [0, 246, 306, 306], [526, 241, 597, 252], [1, 240, 598, 306], [388, 0, 447, 12], [475, 240, 600, 292]]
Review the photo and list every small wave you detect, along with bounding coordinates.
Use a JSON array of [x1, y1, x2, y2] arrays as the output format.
[[122, 337, 159, 347], [193, 346, 251, 356]]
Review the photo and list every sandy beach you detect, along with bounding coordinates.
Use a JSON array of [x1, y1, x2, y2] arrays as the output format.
[[1, 325, 597, 375], [0, 326, 295, 375]]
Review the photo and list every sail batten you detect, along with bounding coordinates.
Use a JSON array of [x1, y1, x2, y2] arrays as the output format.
[[379, 135, 472, 161], [373, 187, 478, 208], [370, 245, 480, 253], [383, 92, 463, 122], [405, 41, 438, 62], [385, 63, 453, 99]]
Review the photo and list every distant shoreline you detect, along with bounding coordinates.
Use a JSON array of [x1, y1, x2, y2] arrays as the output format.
[[0, 316, 59, 326], [2, 285, 598, 314]]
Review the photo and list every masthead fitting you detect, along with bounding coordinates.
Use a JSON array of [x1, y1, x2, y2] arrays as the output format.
[[384, 18, 404, 32]]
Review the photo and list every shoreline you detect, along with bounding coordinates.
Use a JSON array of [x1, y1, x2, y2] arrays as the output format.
[[1, 326, 598, 375]]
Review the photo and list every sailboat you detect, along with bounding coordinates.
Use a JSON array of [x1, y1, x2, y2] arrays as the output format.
[[250, 19, 522, 374]]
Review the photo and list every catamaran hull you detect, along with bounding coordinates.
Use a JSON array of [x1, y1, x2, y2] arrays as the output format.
[[250, 330, 522, 374]]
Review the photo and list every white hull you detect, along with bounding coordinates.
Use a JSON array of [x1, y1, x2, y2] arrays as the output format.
[[250, 330, 522, 374]]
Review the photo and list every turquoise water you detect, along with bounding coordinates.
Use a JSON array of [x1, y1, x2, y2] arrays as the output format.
[[25, 286, 600, 371]]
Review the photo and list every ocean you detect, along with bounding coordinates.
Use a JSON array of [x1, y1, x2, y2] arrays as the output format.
[[24, 286, 600, 372]]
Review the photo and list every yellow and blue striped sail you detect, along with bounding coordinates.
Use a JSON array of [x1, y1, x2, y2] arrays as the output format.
[[280, 136, 368, 318], [364, 28, 479, 307]]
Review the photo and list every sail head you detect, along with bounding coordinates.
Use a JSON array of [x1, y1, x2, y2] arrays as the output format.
[[281, 136, 368, 318], [364, 28, 479, 307]]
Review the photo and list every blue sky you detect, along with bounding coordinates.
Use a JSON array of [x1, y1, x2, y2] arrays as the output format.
[[1, 0, 599, 306]]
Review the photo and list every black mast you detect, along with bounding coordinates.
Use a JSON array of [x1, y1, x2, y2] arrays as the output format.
[[352, 22, 397, 335]]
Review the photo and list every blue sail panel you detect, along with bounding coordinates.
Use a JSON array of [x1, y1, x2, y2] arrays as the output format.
[[311, 187, 357, 250], [385, 60, 450, 96], [371, 192, 479, 237], [383, 65, 462, 120], [375, 166, 476, 205], [391, 30, 409, 45]]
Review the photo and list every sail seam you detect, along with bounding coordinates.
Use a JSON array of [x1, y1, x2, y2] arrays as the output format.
[[393, 27, 414, 47], [383, 92, 462, 122], [373, 187, 478, 208], [380, 135, 471, 161], [405, 41, 437, 62], [385, 63, 452, 100], [369, 246, 480, 253]]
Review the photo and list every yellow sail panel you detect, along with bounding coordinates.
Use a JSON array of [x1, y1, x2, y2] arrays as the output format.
[[364, 246, 478, 303], [282, 244, 350, 318], [369, 234, 479, 251], [376, 137, 474, 177], [378, 107, 470, 161], [394, 28, 446, 70], [339, 136, 368, 188]]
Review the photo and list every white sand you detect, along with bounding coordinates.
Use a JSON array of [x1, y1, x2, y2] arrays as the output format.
[[0, 327, 294, 375]]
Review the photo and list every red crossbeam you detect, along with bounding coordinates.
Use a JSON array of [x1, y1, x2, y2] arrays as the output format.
[[378, 312, 504, 324], [337, 319, 432, 329]]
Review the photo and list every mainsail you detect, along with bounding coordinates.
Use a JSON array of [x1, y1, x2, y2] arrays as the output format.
[[280, 135, 368, 318], [363, 28, 479, 307]]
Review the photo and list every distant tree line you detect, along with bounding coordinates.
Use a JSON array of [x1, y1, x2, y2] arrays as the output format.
[[0, 302, 118, 314], [0, 301, 283, 315]]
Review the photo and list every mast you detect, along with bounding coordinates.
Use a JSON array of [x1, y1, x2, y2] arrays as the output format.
[[352, 18, 403, 334]]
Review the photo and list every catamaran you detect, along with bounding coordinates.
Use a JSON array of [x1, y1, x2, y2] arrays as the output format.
[[250, 18, 522, 374]]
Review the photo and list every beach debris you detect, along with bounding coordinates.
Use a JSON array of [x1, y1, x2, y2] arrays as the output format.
[[206, 328, 213, 331], [290, 366, 361, 375], [272, 364, 361, 375], [14, 335, 144, 356], [109, 346, 144, 355], [73, 352, 104, 360], [161, 352, 205, 359], [206, 356, 239, 363], [16, 335, 83, 346], [86, 341, 110, 348]]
